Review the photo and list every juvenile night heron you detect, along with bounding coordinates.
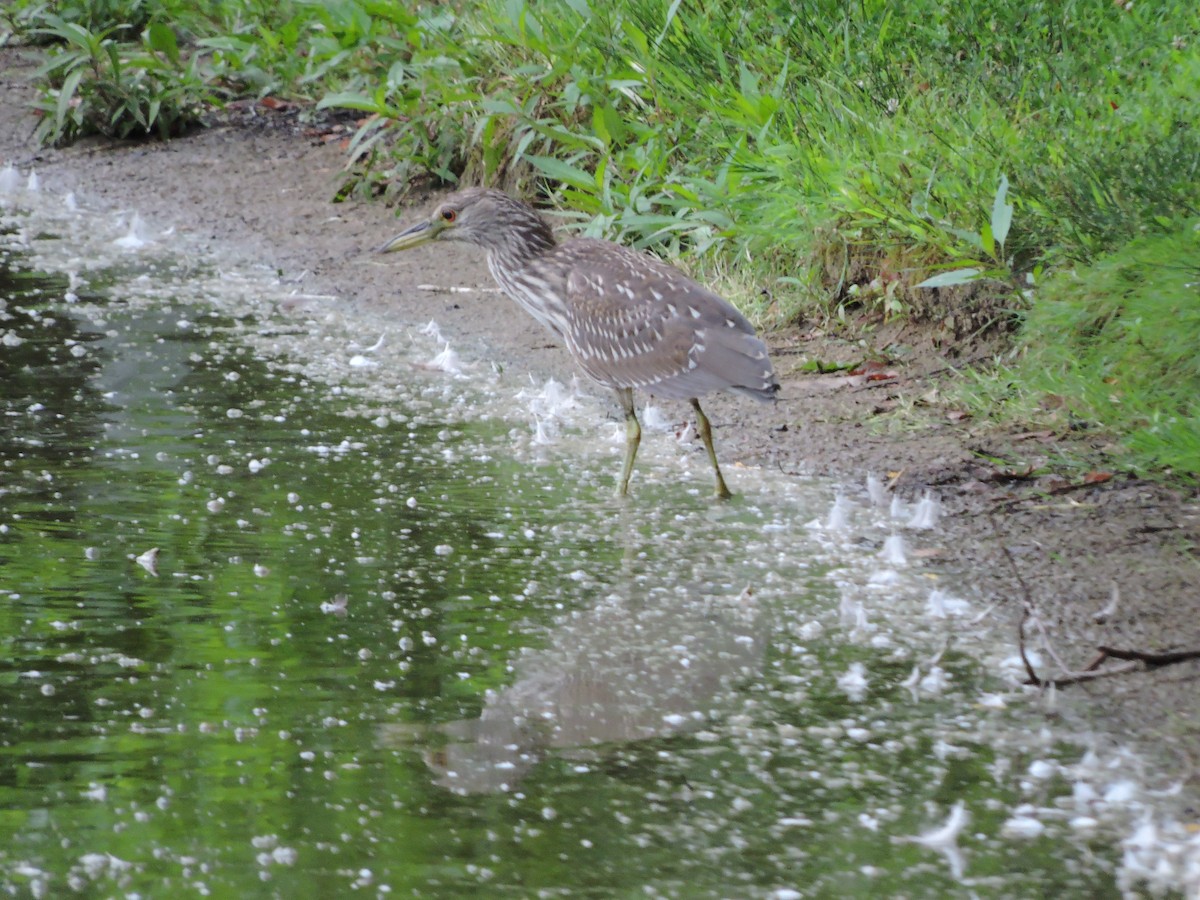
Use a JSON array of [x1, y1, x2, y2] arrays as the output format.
[[377, 188, 778, 499]]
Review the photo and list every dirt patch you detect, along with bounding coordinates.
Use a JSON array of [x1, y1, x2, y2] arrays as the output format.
[[3, 47, 1197, 794]]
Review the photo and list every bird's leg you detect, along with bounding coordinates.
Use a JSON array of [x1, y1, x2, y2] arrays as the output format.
[[691, 398, 732, 500], [616, 387, 640, 498]]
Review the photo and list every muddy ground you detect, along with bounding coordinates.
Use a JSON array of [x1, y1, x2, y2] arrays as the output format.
[[2, 48, 1197, 796]]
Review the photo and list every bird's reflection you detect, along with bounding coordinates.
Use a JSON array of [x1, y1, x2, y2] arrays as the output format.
[[386, 581, 765, 795]]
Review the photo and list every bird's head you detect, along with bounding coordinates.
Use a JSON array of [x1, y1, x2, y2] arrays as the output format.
[[375, 188, 554, 257]]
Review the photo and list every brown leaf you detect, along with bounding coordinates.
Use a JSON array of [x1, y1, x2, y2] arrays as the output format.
[[1083, 471, 1114, 485], [847, 360, 893, 377]]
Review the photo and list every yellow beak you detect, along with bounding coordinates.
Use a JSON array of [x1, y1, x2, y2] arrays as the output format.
[[376, 219, 436, 253]]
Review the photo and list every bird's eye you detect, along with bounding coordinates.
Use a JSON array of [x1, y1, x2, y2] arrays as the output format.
[[441, 208, 457, 223]]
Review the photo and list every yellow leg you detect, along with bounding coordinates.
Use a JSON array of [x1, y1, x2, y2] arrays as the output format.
[[691, 398, 732, 500], [616, 387, 640, 498]]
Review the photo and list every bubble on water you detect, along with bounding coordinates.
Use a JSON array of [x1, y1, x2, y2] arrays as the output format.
[[836, 662, 869, 701], [206, 498, 225, 513], [919, 665, 948, 695], [349, 354, 376, 368], [1070, 815, 1099, 832], [1027, 760, 1057, 780], [797, 620, 823, 641], [1002, 814, 1045, 839], [1104, 780, 1139, 806]]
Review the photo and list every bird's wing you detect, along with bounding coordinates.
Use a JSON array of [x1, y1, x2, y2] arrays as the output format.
[[558, 240, 777, 401]]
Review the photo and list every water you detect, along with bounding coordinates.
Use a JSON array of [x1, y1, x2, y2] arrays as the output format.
[[2, 173, 1197, 898]]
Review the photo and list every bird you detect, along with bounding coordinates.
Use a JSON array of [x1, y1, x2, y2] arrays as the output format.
[[376, 188, 778, 499]]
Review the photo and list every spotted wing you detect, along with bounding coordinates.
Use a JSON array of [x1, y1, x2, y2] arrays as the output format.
[[555, 239, 777, 401]]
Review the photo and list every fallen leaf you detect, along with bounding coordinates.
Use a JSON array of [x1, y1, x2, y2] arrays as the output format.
[[1083, 471, 1113, 485], [946, 410, 971, 422], [847, 359, 893, 377]]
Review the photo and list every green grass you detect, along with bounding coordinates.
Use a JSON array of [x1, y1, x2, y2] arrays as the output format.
[[3, 0, 1199, 479], [957, 222, 1200, 479]]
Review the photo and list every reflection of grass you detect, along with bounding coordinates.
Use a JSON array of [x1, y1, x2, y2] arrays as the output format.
[[959, 222, 1200, 480]]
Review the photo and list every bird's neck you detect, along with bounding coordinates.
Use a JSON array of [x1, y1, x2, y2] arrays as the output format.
[[487, 211, 557, 270]]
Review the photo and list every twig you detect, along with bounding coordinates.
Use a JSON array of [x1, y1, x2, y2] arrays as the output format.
[[992, 513, 1200, 687], [1096, 646, 1200, 668], [990, 512, 1041, 684]]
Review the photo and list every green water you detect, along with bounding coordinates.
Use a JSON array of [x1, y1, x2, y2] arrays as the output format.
[[0, 244, 1130, 897]]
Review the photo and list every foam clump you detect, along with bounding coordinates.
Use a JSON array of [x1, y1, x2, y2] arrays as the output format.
[[866, 472, 888, 507], [836, 661, 869, 701], [908, 801, 969, 880], [824, 494, 853, 531], [417, 319, 444, 342], [926, 589, 971, 618], [114, 213, 152, 249], [640, 404, 672, 433], [0, 162, 21, 195], [879, 533, 907, 566], [524, 377, 577, 420], [908, 491, 941, 529], [426, 343, 463, 375]]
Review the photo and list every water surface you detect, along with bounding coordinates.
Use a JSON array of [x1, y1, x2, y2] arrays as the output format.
[[0, 179, 1188, 898]]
